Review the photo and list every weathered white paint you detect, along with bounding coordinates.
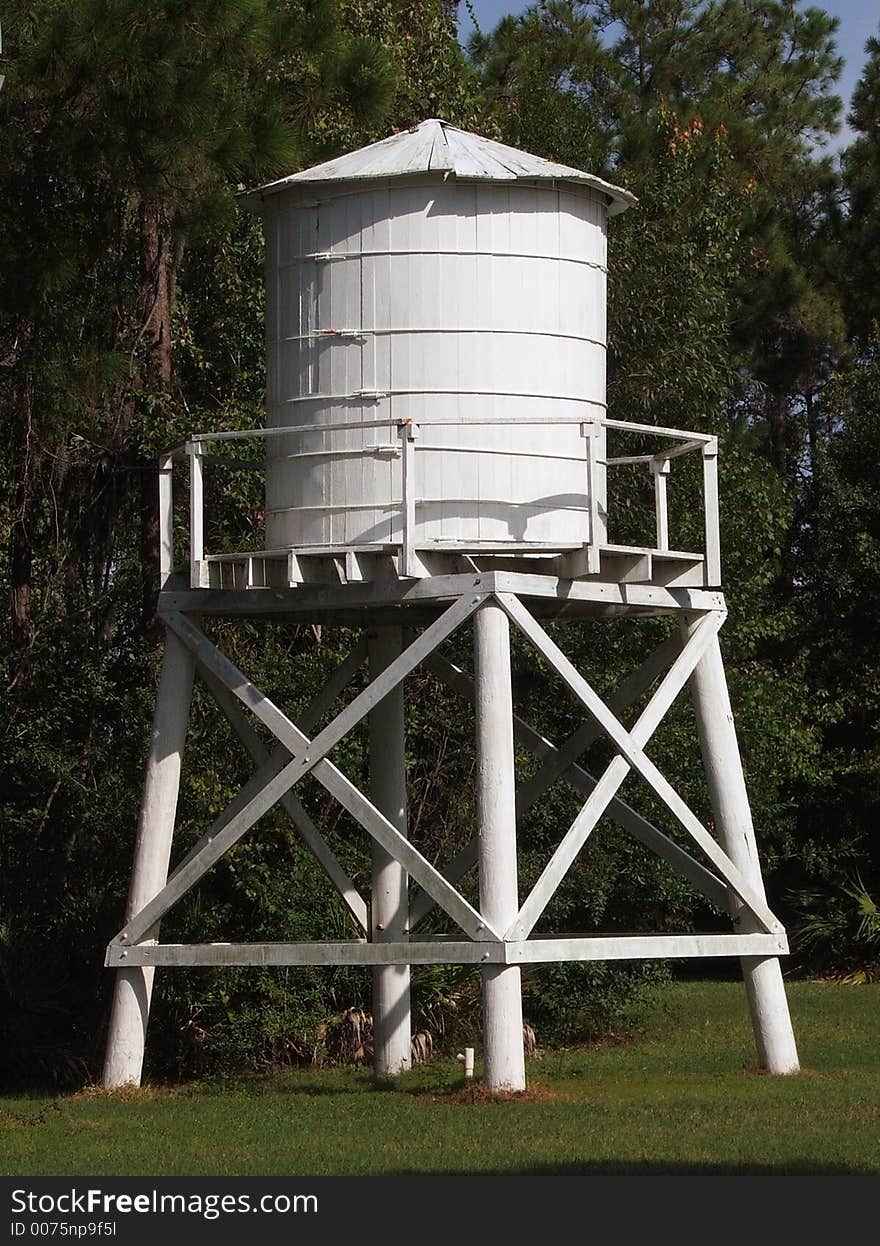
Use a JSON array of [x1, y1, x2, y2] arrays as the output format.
[[498, 593, 782, 936], [508, 611, 725, 940], [103, 630, 195, 1087], [684, 619, 800, 1075], [107, 940, 486, 967], [651, 457, 670, 551], [187, 442, 207, 589], [241, 120, 634, 554], [369, 628, 412, 1077], [196, 662, 369, 933], [158, 574, 728, 620], [158, 454, 174, 586], [117, 605, 497, 945], [474, 602, 526, 1093], [106, 930, 788, 968], [702, 442, 722, 586]]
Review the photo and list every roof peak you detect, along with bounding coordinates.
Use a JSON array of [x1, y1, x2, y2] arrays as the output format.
[[241, 120, 635, 215]]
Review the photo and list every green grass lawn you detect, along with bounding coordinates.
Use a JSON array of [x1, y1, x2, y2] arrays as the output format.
[[2, 981, 878, 1176]]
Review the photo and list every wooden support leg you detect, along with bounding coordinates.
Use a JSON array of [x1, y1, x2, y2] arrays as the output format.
[[369, 627, 412, 1078], [103, 630, 195, 1087], [474, 602, 526, 1093], [685, 620, 799, 1074]]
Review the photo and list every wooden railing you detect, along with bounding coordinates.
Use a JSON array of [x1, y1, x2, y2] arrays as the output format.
[[158, 416, 720, 588]]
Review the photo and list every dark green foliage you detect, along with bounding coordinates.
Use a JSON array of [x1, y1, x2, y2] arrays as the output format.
[[841, 31, 880, 345], [785, 342, 880, 915], [1, 1, 878, 1089], [790, 876, 880, 982], [0, 0, 397, 1085]]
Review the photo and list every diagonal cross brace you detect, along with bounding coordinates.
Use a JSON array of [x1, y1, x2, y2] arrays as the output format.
[[410, 643, 729, 929], [171, 639, 367, 896], [159, 596, 481, 903], [294, 638, 369, 735], [497, 593, 783, 937], [507, 608, 725, 939], [513, 634, 684, 818], [196, 661, 369, 934], [113, 594, 497, 947]]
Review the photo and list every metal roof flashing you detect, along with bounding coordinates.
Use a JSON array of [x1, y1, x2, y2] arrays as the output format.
[[238, 119, 636, 215]]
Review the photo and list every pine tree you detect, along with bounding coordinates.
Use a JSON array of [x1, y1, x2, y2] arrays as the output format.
[[470, 1, 846, 479], [0, 0, 396, 642], [842, 30, 880, 346]]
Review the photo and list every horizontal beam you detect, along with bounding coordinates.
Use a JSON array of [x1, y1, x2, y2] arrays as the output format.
[[491, 573, 725, 613], [158, 575, 727, 619], [160, 575, 497, 617], [107, 931, 789, 968], [507, 932, 789, 963], [107, 941, 486, 967]]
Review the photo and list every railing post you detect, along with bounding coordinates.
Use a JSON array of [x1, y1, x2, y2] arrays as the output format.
[[158, 453, 175, 587], [187, 441, 206, 590], [702, 438, 721, 586], [398, 420, 418, 579], [582, 422, 602, 574], [650, 455, 671, 551]]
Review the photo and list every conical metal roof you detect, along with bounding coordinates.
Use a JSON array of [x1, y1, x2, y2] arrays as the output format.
[[240, 118, 635, 214]]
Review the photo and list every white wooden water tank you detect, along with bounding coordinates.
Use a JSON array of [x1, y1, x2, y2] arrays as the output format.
[[240, 120, 634, 553]]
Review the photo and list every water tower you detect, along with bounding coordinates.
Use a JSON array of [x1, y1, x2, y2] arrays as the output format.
[[103, 120, 799, 1091]]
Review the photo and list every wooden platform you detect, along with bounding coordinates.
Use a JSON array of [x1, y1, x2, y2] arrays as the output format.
[[192, 541, 709, 605], [162, 564, 725, 626]]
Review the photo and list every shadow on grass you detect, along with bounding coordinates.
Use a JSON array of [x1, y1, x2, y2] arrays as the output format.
[[376, 1160, 874, 1175], [202, 1066, 473, 1099]]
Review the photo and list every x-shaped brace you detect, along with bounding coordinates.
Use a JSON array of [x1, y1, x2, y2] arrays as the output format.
[[112, 591, 498, 949], [409, 637, 729, 929], [111, 588, 781, 957], [496, 594, 782, 939]]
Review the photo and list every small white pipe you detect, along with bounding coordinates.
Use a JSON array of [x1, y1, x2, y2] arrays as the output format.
[[457, 1047, 475, 1079]]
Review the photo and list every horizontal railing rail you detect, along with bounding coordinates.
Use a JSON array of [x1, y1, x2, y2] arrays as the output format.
[[158, 417, 720, 589]]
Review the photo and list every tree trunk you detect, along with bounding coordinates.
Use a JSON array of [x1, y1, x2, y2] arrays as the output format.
[[140, 466, 161, 631], [137, 198, 174, 629], [9, 518, 33, 681], [138, 198, 173, 391], [766, 389, 788, 477], [7, 374, 37, 684]]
